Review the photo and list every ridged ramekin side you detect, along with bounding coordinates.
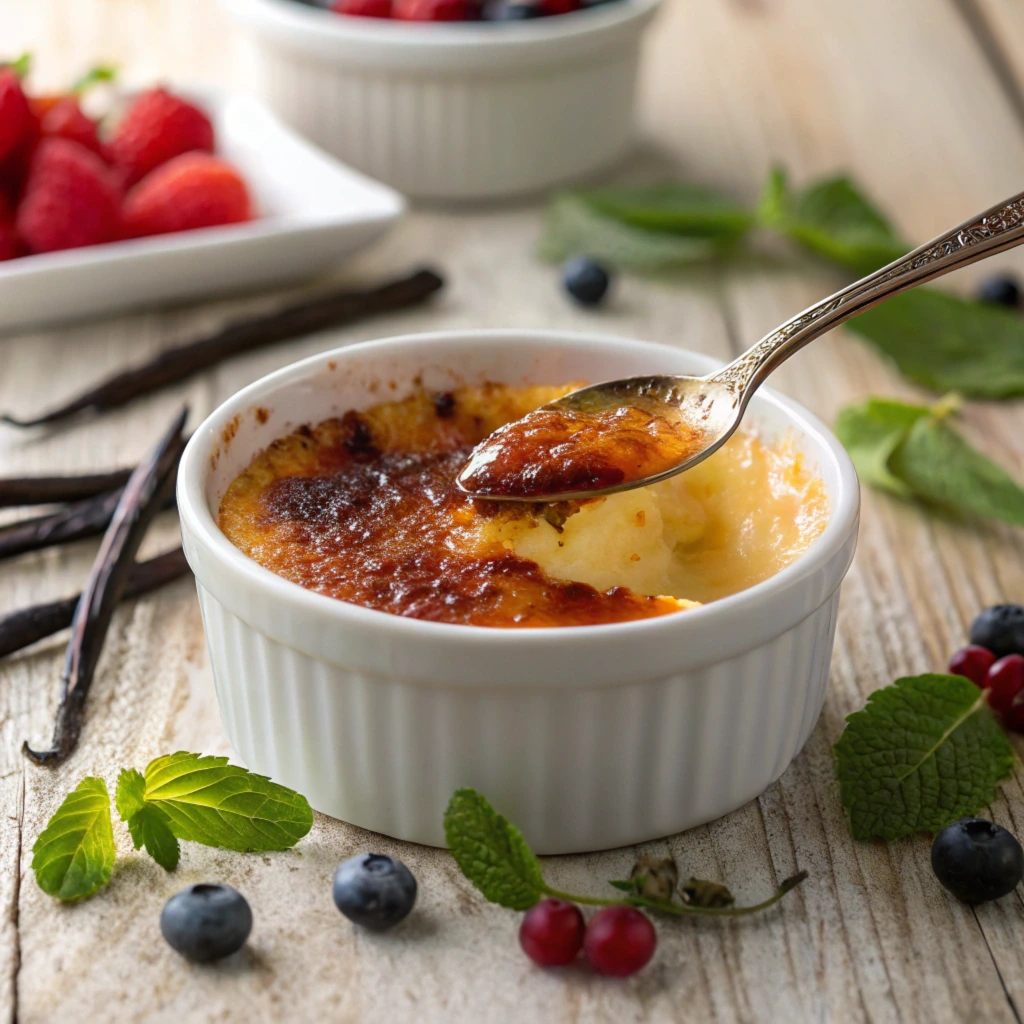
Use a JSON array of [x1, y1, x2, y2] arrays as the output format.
[[244, 45, 641, 199], [197, 584, 841, 854]]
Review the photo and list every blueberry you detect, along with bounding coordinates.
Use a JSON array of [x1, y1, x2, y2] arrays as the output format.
[[562, 256, 611, 307], [969, 604, 1024, 659], [931, 818, 1024, 904], [977, 275, 1020, 309], [481, 0, 541, 17], [160, 883, 253, 963], [333, 853, 417, 930]]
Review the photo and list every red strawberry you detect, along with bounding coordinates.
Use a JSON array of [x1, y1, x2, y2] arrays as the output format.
[[332, 0, 393, 14], [121, 152, 252, 238], [39, 97, 103, 155], [538, 0, 579, 12], [0, 220, 19, 261], [394, 0, 477, 18], [107, 88, 215, 187], [16, 138, 121, 254], [0, 69, 31, 164]]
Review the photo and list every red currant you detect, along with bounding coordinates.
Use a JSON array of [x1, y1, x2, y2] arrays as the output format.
[[332, 0, 393, 16], [519, 898, 585, 967], [583, 906, 656, 977], [949, 645, 997, 688], [986, 654, 1024, 715]]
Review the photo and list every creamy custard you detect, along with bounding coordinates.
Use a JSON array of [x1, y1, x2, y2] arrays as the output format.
[[218, 383, 829, 627]]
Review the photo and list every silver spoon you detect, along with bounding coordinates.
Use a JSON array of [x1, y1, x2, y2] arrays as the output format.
[[458, 188, 1024, 503]]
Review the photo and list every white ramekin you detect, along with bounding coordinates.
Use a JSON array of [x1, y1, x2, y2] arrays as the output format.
[[178, 331, 859, 854], [220, 0, 662, 200]]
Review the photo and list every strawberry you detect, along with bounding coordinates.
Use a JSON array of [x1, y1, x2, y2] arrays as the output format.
[[16, 138, 121, 254], [0, 220, 19, 261], [394, 0, 478, 18], [38, 97, 103, 155], [0, 69, 31, 164], [121, 152, 252, 238], [107, 87, 214, 187], [332, 0, 393, 15]]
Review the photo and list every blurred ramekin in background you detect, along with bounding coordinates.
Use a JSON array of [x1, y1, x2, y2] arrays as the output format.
[[220, 0, 662, 200]]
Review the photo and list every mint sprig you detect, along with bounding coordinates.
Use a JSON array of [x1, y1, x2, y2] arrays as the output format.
[[444, 789, 806, 918], [757, 167, 907, 272], [834, 674, 1015, 841], [33, 753, 313, 902], [31, 777, 116, 902], [846, 288, 1024, 399], [835, 395, 1024, 526]]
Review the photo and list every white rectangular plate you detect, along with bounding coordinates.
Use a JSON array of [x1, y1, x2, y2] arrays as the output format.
[[0, 87, 406, 333]]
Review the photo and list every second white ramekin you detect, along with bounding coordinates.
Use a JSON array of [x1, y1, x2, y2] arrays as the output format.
[[220, 0, 662, 200], [178, 331, 859, 853]]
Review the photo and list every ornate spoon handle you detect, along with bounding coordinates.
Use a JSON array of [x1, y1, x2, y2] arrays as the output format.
[[711, 190, 1024, 400]]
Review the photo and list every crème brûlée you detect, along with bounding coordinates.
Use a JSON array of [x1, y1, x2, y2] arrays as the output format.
[[218, 383, 830, 628]]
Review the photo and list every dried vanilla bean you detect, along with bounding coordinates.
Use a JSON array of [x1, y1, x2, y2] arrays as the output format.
[[24, 408, 188, 765], [2, 268, 444, 428], [0, 465, 177, 562], [0, 547, 189, 659], [0, 468, 133, 508]]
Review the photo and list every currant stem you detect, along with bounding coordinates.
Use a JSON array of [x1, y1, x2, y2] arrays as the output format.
[[542, 870, 807, 918]]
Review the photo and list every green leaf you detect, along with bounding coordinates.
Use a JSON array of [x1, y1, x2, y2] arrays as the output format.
[[114, 767, 146, 822], [116, 768, 180, 871], [578, 183, 754, 240], [847, 288, 1024, 399], [126, 805, 180, 871], [141, 752, 313, 853], [834, 398, 928, 497], [834, 674, 1015, 841], [537, 195, 721, 274], [893, 415, 1024, 526], [71, 65, 117, 93], [31, 777, 115, 901], [443, 788, 545, 910], [2, 54, 31, 78], [835, 395, 1024, 526], [759, 167, 907, 272]]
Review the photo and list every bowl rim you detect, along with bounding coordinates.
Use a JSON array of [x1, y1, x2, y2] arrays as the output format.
[[178, 329, 860, 676], [220, 0, 662, 63]]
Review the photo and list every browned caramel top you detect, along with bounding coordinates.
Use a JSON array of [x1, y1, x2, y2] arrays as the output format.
[[458, 404, 706, 499], [218, 385, 688, 628]]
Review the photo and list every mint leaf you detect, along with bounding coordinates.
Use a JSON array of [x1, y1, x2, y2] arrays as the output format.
[[443, 788, 545, 910], [126, 805, 180, 871], [759, 167, 906, 272], [834, 398, 928, 497], [116, 767, 180, 870], [115, 767, 146, 822], [848, 289, 1024, 399], [834, 674, 1014, 841], [142, 752, 313, 853], [579, 183, 754, 240], [538, 195, 721, 273], [31, 777, 115, 901], [71, 65, 116, 93], [835, 395, 1024, 526], [893, 415, 1024, 526]]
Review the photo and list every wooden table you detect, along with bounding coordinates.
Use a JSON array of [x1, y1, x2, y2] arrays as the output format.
[[4, 1, 1024, 1020]]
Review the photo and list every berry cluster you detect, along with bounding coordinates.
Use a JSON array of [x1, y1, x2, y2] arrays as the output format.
[[328, 0, 618, 21], [948, 604, 1024, 729], [0, 69, 253, 260], [520, 899, 656, 976]]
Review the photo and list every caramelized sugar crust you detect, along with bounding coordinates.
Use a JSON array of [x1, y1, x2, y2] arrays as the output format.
[[459, 404, 707, 498], [218, 384, 690, 628]]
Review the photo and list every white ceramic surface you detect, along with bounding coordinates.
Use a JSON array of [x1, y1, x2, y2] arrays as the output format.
[[220, 0, 662, 200], [0, 87, 404, 333], [177, 330, 860, 853]]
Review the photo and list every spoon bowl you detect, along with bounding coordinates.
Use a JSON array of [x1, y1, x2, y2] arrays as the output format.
[[458, 188, 1024, 503]]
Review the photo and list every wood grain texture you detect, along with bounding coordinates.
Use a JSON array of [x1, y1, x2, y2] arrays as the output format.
[[3, 0, 1024, 1021]]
